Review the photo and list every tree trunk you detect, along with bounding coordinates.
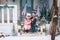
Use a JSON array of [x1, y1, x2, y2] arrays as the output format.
[[50, 0, 58, 20], [50, 0, 58, 40]]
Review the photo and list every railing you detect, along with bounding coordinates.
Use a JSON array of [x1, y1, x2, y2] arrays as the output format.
[[0, 5, 17, 35]]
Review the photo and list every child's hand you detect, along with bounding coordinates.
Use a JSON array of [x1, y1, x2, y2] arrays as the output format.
[[31, 19, 34, 21]]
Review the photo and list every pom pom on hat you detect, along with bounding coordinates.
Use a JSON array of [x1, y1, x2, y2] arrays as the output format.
[[26, 13, 31, 16]]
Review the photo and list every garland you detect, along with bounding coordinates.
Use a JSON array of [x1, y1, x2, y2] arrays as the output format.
[[0, 4, 14, 8]]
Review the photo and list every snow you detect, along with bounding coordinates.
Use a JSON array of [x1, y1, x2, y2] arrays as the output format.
[[55, 35, 60, 40], [0, 35, 51, 40], [0, 35, 60, 40], [0, 23, 59, 40], [0, 23, 13, 35]]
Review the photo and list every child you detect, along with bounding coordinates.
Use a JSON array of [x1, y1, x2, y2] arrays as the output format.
[[23, 13, 31, 32], [31, 11, 37, 33]]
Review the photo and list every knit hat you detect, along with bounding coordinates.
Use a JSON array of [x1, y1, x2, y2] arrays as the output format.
[[26, 13, 31, 16]]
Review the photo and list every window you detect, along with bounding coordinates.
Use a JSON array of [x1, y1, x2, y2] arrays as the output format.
[[4, 8, 7, 23], [9, 8, 13, 23]]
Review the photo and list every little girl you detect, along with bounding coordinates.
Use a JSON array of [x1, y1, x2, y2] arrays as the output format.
[[23, 13, 31, 32]]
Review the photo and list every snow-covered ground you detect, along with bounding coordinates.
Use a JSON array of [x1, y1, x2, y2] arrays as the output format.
[[55, 35, 60, 40], [0, 35, 60, 40], [0, 35, 51, 40], [0, 23, 60, 40]]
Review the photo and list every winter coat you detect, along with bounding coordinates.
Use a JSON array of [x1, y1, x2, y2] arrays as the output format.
[[23, 19, 31, 30]]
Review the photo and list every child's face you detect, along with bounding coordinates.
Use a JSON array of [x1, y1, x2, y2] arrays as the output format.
[[26, 16, 31, 19], [32, 13, 36, 16]]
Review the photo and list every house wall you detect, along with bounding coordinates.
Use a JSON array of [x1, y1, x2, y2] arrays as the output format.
[[58, 0, 60, 7], [0, 0, 59, 23], [49, 0, 53, 9], [0, 0, 20, 20], [33, 0, 38, 10]]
